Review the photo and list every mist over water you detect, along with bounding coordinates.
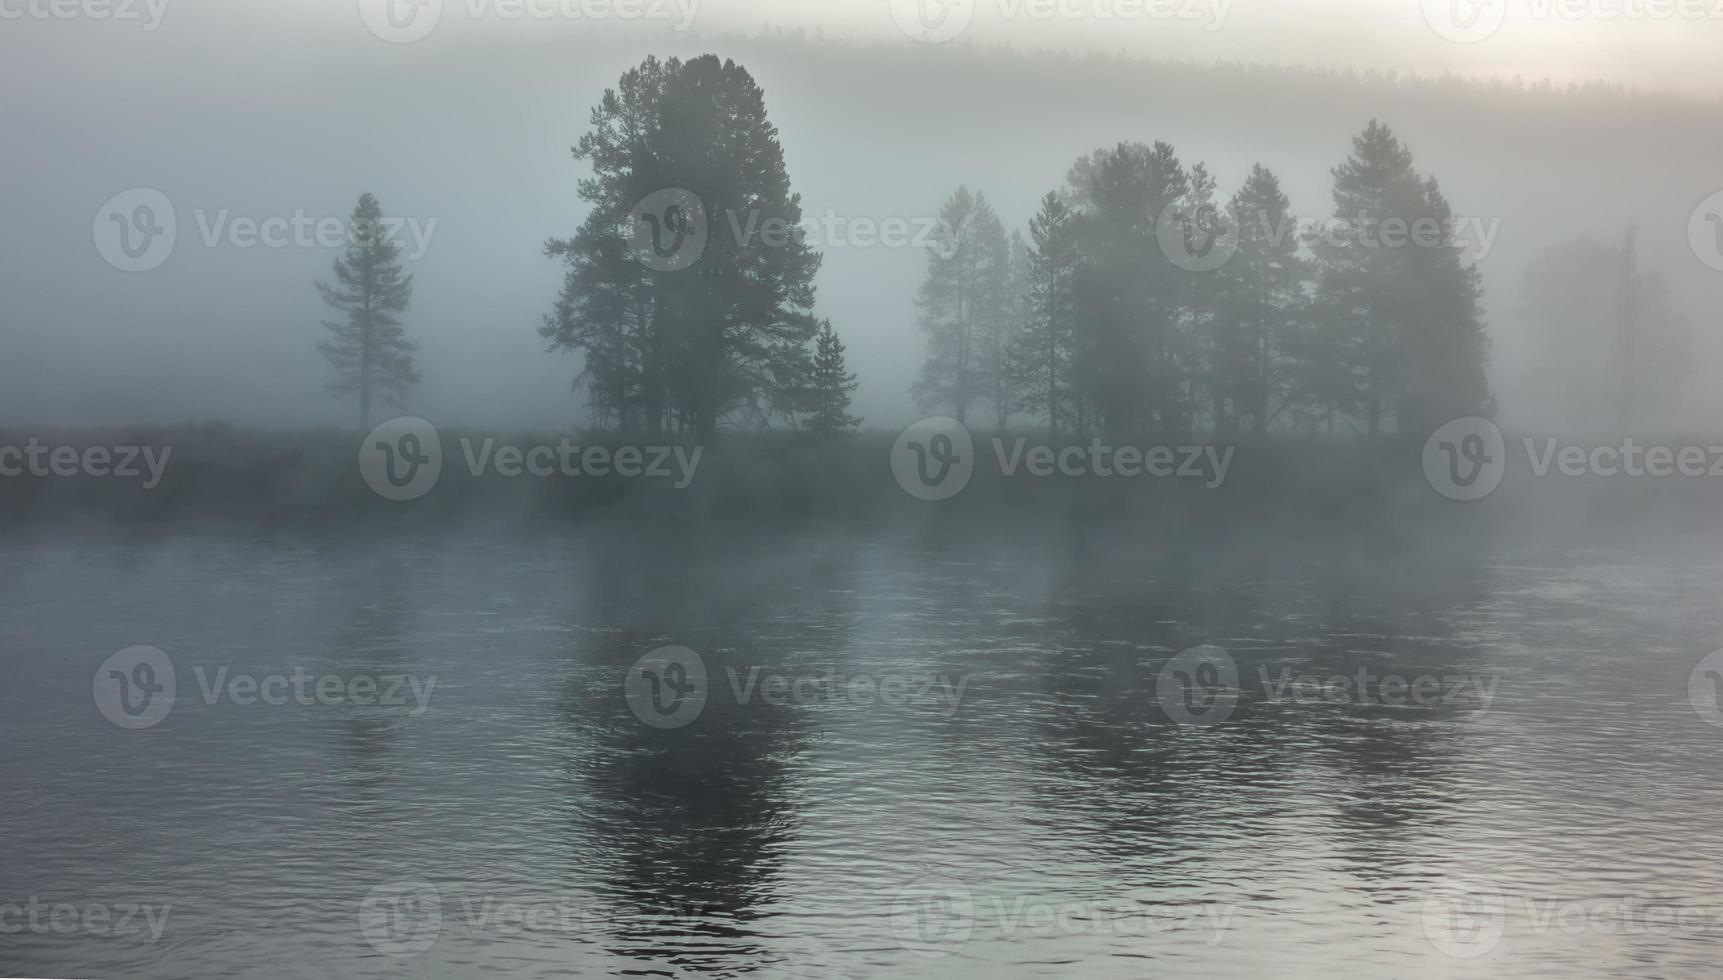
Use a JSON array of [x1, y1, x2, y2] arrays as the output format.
[[4, 7, 1722, 431], [6, 2, 1723, 978], [8, 521, 1723, 977]]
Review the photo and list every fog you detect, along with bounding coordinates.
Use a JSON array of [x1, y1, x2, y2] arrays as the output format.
[[15, 7, 1723, 979], [4, 0, 1721, 432]]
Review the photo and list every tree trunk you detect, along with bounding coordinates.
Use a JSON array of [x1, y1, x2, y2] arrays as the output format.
[[359, 298, 373, 431], [1046, 332, 1059, 438]]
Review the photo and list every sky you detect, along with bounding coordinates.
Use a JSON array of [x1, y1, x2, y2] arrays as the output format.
[[2, 0, 1721, 432], [208, 0, 1723, 96], [758, 0, 1723, 95]]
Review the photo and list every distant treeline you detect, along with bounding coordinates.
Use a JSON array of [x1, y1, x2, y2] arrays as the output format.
[[524, 54, 1491, 441], [913, 120, 1492, 441]]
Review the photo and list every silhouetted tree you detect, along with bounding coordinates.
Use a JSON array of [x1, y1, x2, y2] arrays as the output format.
[[542, 54, 822, 437], [802, 320, 862, 434], [1010, 193, 1080, 436], [1397, 175, 1492, 433], [1065, 141, 1195, 439], [1215, 165, 1308, 436], [316, 192, 418, 430], [1311, 120, 1490, 435], [975, 226, 1025, 431], [904, 122, 1492, 442], [913, 187, 1006, 424], [1311, 120, 1423, 437], [542, 207, 653, 429], [1178, 161, 1224, 434]]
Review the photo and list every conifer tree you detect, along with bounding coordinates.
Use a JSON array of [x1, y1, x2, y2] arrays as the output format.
[[316, 192, 419, 430], [976, 226, 1025, 432], [1216, 165, 1309, 436], [803, 320, 861, 434], [1065, 141, 1191, 439], [912, 187, 1006, 424], [1312, 120, 1426, 436], [1010, 193, 1080, 437], [1312, 121, 1491, 435], [542, 55, 822, 437]]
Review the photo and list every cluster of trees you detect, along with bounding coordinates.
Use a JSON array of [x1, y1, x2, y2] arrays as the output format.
[[315, 56, 862, 437], [913, 121, 1493, 440], [311, 58, 1493, 445], [538, 54, 860, 437]]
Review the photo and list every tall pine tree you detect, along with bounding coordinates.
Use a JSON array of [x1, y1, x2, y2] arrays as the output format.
[[1397, 176, 1492, 434], [1312, 120, 1426, 437], [1010, 192, 1081, 436], [1312, 121, 1490, 436], [1065, 141, 1194, 440], [803, 319, 862, 434], [1215, 165, 1309, 437], [542, 55, 823, 437], [912, 187, 1006, 424], [316, 192, 418, 430]]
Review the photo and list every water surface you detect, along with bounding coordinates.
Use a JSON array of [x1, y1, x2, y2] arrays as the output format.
[[3, 521, 1721, 978]]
